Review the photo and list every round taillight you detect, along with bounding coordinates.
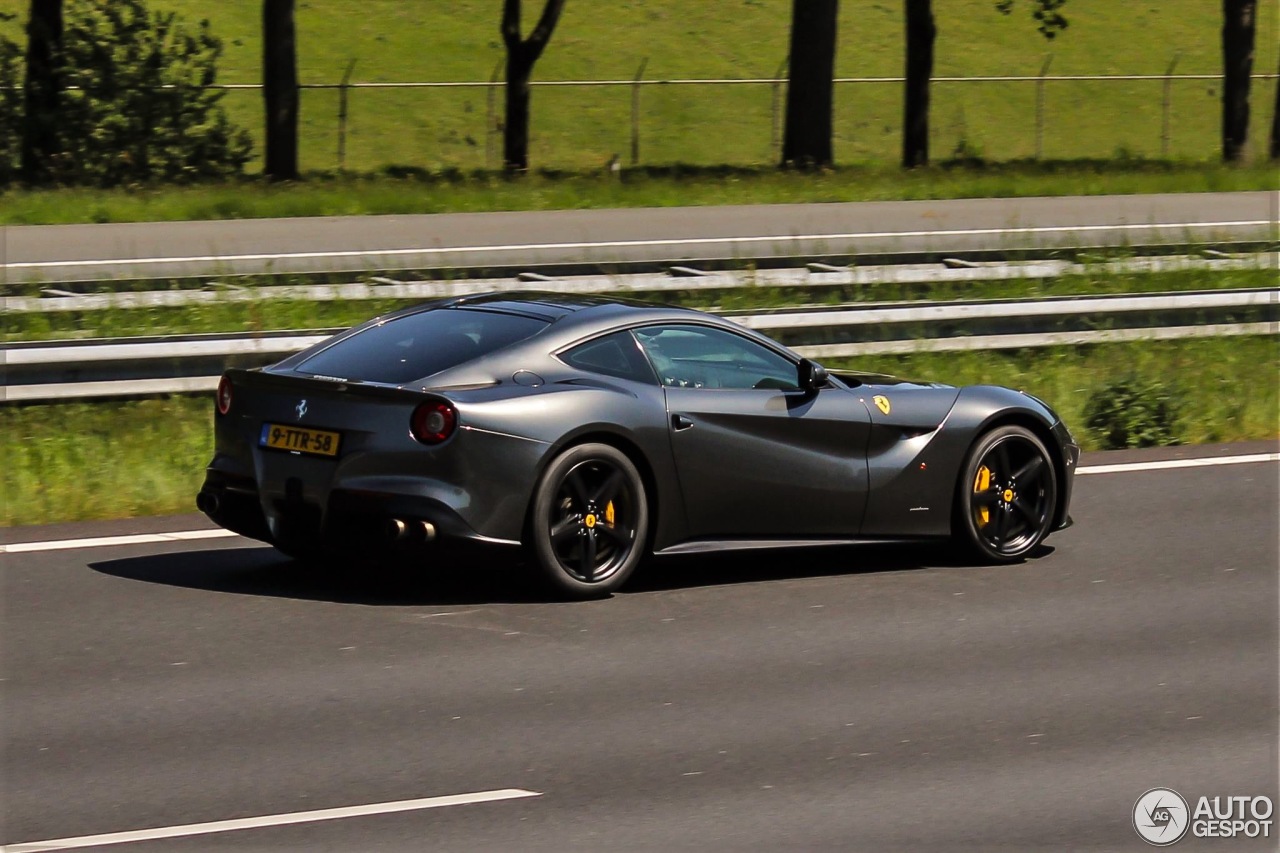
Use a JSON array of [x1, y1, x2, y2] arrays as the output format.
[[410, 400, 458, 445], [216, 375, 233, 416]]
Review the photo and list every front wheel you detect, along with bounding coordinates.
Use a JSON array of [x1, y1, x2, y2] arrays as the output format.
[[956, 425, 1058, 562], [529, 443, 649, 598]]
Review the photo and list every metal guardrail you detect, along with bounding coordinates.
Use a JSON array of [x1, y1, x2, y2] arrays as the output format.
[[4, 287, 1276, 403], [6, 253, 1276, 313]]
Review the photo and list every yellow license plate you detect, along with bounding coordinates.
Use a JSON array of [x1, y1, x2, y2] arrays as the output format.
[[260, 423, 342, 457]]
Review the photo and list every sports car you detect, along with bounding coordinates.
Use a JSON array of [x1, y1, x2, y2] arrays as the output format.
[[198, 292, 1078, 597]]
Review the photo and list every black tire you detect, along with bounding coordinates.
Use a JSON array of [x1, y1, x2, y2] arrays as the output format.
[[529, 443, 649, 598], [956, 425, 1058, 562]]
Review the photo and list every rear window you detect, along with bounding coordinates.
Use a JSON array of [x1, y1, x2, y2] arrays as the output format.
[[297, 308, 548, 384]]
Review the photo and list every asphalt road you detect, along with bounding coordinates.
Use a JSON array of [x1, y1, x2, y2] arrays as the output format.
[[3, 191, 1277, 283], [1, 443, 1277, 852]]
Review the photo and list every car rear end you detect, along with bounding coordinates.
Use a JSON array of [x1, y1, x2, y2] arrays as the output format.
[[197, 303, 556, 557]]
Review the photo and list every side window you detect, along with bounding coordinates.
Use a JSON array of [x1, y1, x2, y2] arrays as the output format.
[[561, 331, 658, 384], [633, 325, 800, 390]]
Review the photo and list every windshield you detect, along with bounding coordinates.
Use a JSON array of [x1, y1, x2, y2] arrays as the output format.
[[296, 307, 548, 384]]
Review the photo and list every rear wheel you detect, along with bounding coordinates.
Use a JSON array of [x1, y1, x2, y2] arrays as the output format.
[[956, 425, 1058, 562], [529, 443, 649, 598]]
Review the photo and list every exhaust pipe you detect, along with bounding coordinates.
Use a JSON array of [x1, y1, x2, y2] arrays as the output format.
[[197, 491, 220, 516], [382, 518, 436, 543]]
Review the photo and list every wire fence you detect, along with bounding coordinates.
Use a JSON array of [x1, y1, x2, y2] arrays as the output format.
[[12, 63, 1280, 170]]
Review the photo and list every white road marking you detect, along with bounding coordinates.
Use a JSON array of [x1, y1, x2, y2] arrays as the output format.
[[0, 454, 1274, 557], [0, 528, 238, 555], [1076, 452, 1278, 475], [0, 789, 542, 852], [5, 219, 1272, 271]]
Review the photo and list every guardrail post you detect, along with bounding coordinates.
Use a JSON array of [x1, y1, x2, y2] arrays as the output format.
[[486, 58, 504, 170], [1035, 53, 1053, 160], [337, 58, 357, 171], [1161, 53, 1180, 158], [631, 58, 648, 166], [772, 56, 789, 162]]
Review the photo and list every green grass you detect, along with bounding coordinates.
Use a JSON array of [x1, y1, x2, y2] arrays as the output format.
[[0, 397, 213, 527], [2, 0, 1277, 173], [5, 267, 1274, 343], [1, 337, 1275, 528], [827, 336, 1279, 448], [1, 159, 1276, 226]]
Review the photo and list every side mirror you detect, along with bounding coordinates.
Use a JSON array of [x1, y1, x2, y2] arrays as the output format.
[[797, 358, 829, 392]]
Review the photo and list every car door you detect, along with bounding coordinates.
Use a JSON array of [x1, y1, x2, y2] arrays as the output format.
[[632, 324, 872, 538]]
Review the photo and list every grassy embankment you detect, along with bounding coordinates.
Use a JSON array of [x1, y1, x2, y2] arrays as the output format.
[[2, 335, 1275, 528], [1, 161, 1277, 226], [3, 0, 1275, 171]]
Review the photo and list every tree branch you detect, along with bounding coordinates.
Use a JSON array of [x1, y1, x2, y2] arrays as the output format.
[[525, 0, 566, 64], [501, 0, 521, 52]]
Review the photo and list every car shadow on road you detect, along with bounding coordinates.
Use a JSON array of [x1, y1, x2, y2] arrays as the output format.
[[632, 541, 1053, 593], [89, 545, 551, 606], [90, 540, 1053, 605]]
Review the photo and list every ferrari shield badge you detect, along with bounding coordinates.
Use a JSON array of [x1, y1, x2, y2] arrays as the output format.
[[873, 395, 891, 415]]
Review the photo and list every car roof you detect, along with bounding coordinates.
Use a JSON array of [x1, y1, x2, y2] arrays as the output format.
[[446, 291, 662, 323]]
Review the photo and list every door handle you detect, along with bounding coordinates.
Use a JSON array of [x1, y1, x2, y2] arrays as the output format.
[[672, 414, 694, 431]]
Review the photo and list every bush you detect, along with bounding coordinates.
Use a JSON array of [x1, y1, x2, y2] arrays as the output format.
[[47, 0, 252, 186], [0, 12, 20, 185], [1082, 376, 1184, 449]]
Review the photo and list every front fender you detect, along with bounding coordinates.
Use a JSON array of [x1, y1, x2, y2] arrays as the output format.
[[860, 385, 1072, 538]]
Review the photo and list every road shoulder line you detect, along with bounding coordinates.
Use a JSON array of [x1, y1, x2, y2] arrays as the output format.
[[2, 453, 1275, 556], [0, 789, 542, 852]]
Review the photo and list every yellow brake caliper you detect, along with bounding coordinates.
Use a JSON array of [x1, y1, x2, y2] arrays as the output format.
[[605, 501, 615, 526], [974, 465, 991, 527]]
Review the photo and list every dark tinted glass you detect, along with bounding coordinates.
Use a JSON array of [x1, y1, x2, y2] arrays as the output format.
[[633, 324, 799, 390], [561, 331, 657, 384], [297, 308, 547, 384]]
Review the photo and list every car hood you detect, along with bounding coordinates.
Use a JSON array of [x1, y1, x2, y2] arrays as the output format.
[[829, 369, 954, 391]]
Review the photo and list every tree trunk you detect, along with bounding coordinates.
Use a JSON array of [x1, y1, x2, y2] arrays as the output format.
[[902, 0, 936, 168], [1221, 0, 1256, 162], [504, 50, 534, 172], [21, 0, 63, 184], [263, 0, 299, 180], [1270, 56, 1279, 161], [501, 0, 566, 173], [781, 0, 838, 169]]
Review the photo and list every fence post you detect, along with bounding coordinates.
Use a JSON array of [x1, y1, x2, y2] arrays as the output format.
[[336, 58, 357, 171], [631, 58, 648, 166], [486, 58, 504, 170], [1035, 53, 1053, 159], [1161, 53, 1181, 159], [772, 56, 789, 162]]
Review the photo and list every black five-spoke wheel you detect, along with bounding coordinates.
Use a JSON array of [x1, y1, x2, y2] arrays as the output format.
[[530, 443, 649, 597], [957, 425, 1058, 561]]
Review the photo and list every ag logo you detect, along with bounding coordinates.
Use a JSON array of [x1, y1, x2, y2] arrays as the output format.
[[873, 395, 891, 415], [296, 399, 308, 421], [1134, 788, 1190, 845]]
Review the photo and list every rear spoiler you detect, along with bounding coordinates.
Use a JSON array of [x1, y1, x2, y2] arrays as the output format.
[[223, 367, 430, 402], [224, 368, 499, 401]]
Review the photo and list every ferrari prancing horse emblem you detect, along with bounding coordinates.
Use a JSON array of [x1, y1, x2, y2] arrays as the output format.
[[873, 395, 891, 415]]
